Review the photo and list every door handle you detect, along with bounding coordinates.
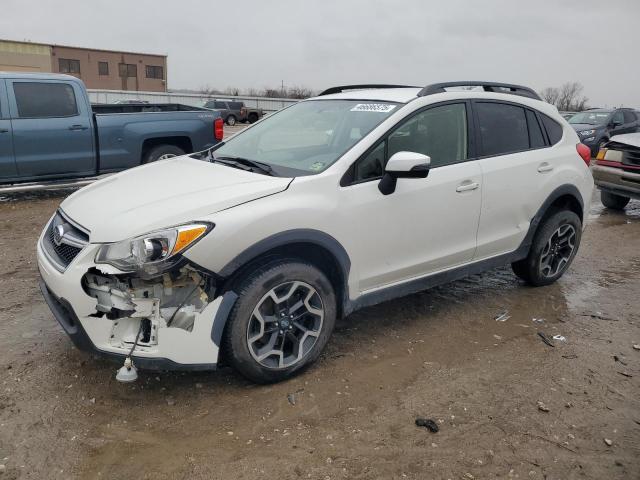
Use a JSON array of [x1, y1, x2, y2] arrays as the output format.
[[0, 128, 8, 133], [68, 124, 88, 131], [537, 162, 554, 173], [456, 181, 480, 192]]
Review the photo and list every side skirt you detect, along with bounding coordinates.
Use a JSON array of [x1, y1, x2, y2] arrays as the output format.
[[345, 249, 526, 315]]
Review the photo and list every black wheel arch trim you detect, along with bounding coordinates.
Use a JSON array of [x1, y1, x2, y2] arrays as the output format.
[[218, 229, 352, 280], [512, 183, 584, 258]]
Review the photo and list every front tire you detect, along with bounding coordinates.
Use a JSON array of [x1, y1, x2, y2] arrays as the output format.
[[226, 115, 237, 126], [601, 190, 630, 210], [248, 113, 259, 124], [222, 259, 336, 383], [512, 210, 582, 286]]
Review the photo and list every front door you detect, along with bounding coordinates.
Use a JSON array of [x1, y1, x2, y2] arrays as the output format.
[[8, 79, 95, 180], [339, 102, 482, 293]]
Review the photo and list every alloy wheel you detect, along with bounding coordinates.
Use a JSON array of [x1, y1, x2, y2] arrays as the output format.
[[539, 224, 576, 278], [247, 281, 324, 369]]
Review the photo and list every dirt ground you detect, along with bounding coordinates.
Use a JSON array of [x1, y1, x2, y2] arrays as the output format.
[[1, 172, 639, 479]]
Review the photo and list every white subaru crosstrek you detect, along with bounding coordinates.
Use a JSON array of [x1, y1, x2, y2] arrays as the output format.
[[38, 82, 594, 383]]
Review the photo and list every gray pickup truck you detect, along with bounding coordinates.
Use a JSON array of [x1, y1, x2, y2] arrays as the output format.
[[0, 73, 223, 187], [203, 99, 263, 125]]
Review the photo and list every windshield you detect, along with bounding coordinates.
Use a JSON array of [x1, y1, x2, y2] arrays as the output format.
[[211, 100, 400, 175], [568, 111, 611, 125]]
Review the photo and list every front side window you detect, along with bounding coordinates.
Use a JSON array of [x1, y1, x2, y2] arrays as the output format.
[[58, 58, 80, 74], [213, 100, 399, 175], [612, 110, 624, 125], [214, 101, 228, 109], [476, 102, 528, 156], [623, 110, 636, 123], [350, 103, 468, 183], [13, 82, 78, 118]]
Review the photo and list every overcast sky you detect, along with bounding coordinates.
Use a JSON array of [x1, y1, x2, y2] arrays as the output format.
[[2, 0, 639, 107]]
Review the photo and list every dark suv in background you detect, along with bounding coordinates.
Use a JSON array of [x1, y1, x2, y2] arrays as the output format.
[[203, 100, 264, 125], [568, 108, 639, 156]]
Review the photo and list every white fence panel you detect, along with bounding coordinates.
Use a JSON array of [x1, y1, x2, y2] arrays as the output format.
[[87, 89, 298, 112]]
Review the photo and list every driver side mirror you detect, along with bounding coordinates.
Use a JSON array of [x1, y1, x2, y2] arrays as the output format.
[[378, 151, 430, 195]]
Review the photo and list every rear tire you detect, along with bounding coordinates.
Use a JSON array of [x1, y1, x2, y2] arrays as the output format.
[[143, 144, 185, 163], [512, 209, 582, 286], [248, 113, 259, 124], [226, 115, 237, 126], [601, 190, 630, 210], [222, 259, 336, 384]]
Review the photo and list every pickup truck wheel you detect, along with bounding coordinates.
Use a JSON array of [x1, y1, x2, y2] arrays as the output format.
[[226, 115, 237, 126], [601, 190, 630, 210], [143, 145, 186, 163], [511, 209, 581, 287], [222, 259, 336, 384], [248, 113, 259, 124]]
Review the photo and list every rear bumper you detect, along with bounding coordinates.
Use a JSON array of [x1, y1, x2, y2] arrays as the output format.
[[592, 164, 640, 200]]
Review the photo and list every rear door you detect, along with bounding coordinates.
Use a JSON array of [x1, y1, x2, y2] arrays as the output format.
[[622, 110, 638, 134], [0, 79, 17, 180], [8, 79, 95, 179], [473, 101, 553, 259]]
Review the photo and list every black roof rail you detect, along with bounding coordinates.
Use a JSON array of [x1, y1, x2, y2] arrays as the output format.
[[418, 81, 542, 100], [318, 84, 418, 96]]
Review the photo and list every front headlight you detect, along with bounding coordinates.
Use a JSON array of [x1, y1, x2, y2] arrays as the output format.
[[95, 223, 212, 275], [579, 129, 596, 137]]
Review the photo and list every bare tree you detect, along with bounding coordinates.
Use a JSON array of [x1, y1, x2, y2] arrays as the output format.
[[286, 85, 314, 99], [539, 87, 560, 106], [198, 85, 221, 97], [263, 88, 282, 98], [539, 82, 588, 111], [224, 87, 240, 96]]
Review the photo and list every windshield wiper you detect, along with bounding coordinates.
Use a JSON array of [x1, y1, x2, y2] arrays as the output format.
[[213, 155, 275, 176]]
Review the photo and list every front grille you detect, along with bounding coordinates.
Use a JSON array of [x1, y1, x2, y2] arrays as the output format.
[[42, 211, 89, 271]]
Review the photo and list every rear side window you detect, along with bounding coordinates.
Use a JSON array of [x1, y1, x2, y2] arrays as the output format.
[[540, 114, 563, 145], [13, 82, 78, 118], [476, 102, 528, 156], [230, 102, 244, 110], [526, 110, 545, 148], [214, 101, 227, 109]]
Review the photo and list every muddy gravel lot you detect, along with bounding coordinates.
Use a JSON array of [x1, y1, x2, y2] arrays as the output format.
[[1, 154, 639, 478]]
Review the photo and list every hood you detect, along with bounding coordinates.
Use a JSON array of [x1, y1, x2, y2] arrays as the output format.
[[609, 133, 640, 148], [61, 156, 292, 242], [570, 123, 603, 132]]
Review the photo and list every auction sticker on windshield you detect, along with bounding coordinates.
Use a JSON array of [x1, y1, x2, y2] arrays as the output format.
[[350, 103, 396, 113]]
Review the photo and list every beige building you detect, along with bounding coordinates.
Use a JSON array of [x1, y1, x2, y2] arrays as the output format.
[[0, 39, 167, 92]]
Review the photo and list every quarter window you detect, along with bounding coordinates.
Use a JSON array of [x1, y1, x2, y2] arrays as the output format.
[[13, 82, 78, 118], [540, 114, 563, 145], [98, 61, 109, 75], [58, 58, 80, 74], [476, 102, 528, 156]]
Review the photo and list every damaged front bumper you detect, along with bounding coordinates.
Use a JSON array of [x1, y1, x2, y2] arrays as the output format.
[[37, 233, 237, 370]]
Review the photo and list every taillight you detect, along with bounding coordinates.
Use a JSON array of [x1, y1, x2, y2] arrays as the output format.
[[576, 143, 591, 166], [214, 117, 224, 141]]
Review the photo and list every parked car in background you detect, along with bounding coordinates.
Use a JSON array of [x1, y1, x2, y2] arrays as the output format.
[[0, 73, 224, 186], [592, 133, 640, 209], [38, 81, 593, 383], [203, 99, 264, 125], [560, 111, 577, 120], [568, 108, 639, 156]]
